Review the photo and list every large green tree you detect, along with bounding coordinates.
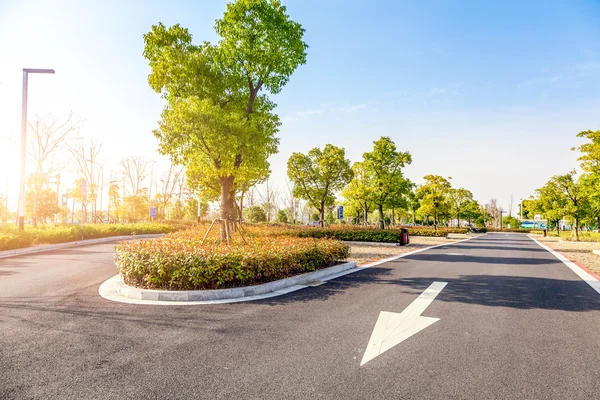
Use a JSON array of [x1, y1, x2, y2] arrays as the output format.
[[287, 144, 353, 226], [362, 137, 412, 229], [416, 175, 452, 229], [143, 0, 308, 241]]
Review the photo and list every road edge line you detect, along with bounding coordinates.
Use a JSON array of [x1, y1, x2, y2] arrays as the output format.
[[98, 234, 484, 306], [528, 235, 600, 296]]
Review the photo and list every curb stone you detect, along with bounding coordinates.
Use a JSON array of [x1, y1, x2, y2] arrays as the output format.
[[115, 261, 358, 301]]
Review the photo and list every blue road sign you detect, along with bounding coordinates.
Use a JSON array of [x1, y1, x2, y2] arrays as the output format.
[[338, 205, 344, 220], [150, 207, 157, 219]]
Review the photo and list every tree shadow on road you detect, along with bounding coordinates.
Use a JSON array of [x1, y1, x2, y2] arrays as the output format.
[[258, 262, 600, 312], [443, 245, 548, 253]]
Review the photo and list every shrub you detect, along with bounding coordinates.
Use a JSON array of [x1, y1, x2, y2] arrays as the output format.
[[276, 210, 288, 224], [116, 227, 349, 290], [485, 228, 532, 233], [558, 231, 600, 242], [0, 223, 178, 251], [243, 206, 267, 223]]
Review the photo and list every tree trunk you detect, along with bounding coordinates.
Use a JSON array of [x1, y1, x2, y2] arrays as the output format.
[[391, 208, 395, 226], [597, 216, 600, 233], [434, 214, 438, 231], [457, 214, 460, 228], [238, 191, 245, 225], [219, 176, 236, 242], [575, 218, 580, 241], [363, 204, 368, 226], [319, 201, 325, 227], [378, 204, 384, 229], [33, 193, 38, 227]]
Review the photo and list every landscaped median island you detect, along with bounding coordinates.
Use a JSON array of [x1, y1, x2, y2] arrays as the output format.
[[114, 224, 471, 292], [0, 223, 181, 252], [115, 225, 350, 290]]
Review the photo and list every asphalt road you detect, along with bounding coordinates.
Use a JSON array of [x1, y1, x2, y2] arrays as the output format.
[[1, 233, 599, 399]]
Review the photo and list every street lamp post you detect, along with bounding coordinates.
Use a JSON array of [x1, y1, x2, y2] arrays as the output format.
[[18, 68, 55, 231]]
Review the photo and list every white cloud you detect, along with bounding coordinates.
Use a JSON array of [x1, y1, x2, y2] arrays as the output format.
[[282, 103, 368, 122]]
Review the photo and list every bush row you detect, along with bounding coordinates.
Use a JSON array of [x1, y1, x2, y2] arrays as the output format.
[[116, 230, 349, 290], [263, 225, 451, 241], [485, 228, 532, 233], [0, 223, 178, 251]]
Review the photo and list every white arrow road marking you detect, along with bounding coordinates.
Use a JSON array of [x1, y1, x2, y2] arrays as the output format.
[[361, 281, 447, 366]]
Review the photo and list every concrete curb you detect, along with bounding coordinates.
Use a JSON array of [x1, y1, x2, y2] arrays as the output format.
[[343, 241, 400, 247], [593, 250, 600, 256], [0, 234, 164, 259], [529, 235, 600, 296], [114, 261, 357, 301]]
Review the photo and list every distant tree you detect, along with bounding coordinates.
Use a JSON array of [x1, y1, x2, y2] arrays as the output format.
[[502, 215, 521, 229], [405, 186, 421, 225], [325, 208, 336, 224], [28, 113, 77, 226], [462, 200, 482, 227], [573, 129, 600, 230], [342, 161, 374, 225], [276, 209, 288, 224], [117, 188, 151, 223], [362, 137, 412, 229], [448, 188, 474, 227], [533, 181, 566, 234], [287, 144, 353, 227], [184, 197, 209, 221], [120, 156, 154, 196], [547, 171, 589, 241], [25, 188, 60, 223], [68, 138, 103, 222], [260, 179, 278, 222], [518, 199, 536, 220], [416, 175, 452, 229], [243, 206, 267, 223], [0, 193, 7, 223]]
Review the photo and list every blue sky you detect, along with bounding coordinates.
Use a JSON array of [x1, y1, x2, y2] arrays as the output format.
[[1, 0, 600, 212]]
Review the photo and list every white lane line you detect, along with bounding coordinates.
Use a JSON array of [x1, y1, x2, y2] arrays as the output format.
[[361, 281, 447, 366], [529, 236, 600, 296]]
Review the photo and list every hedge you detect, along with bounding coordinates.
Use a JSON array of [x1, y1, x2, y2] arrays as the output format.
[[0, 223, 178, 251], [485, 228, 532, 233], [116, 229, 349, 290]]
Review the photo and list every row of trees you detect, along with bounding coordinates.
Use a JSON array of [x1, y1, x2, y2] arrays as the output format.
[[143, 1, 509, 243], [286, 136, 504, 229], [11, 111, 209, 225], [531, 129, 600, 240]]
